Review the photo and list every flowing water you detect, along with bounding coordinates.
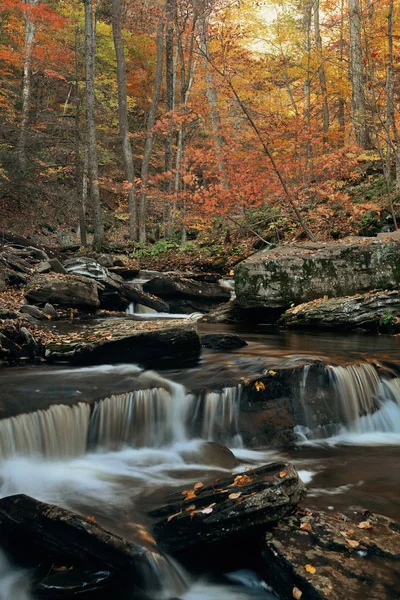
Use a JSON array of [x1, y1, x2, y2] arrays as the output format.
[[0, 326, 399, 598]]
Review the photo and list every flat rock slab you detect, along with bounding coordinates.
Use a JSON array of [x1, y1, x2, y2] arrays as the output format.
[[235, 239, 400, 309], [143, 275, 230, 300], [150, 461, 306, 554], [45, 318, 201, 366], [279, 289, 400, 330], [262, 509, 400, 600], [26, 274, 100, 309]]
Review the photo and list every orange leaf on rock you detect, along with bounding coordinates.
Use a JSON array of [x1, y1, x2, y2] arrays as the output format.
[[293, 587, 303, 599], [300, 522, 312, 531], [304, 564, 316, 574]]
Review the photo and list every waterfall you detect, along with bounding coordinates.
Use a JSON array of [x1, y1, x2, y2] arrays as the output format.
[[0, 403, 91, 459], [0, 382, 242, 459], [89, 383, 192, 449], [200, 386, 242, 445]]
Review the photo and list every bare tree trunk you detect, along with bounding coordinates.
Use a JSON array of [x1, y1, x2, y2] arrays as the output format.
[[197, 14, 229, 189], [348, 0, 370, 149], [386, 0, 400, 220], [337, 0, 346, 143], [163, 0, 175, 238], [18, 0, 39, 171], [84, 0, 104, 247], [111, 0, 138, 241], [139, 16, 165, 242], [74, 24, 87, 246], [303, 0, 312, 164], [313, 0, 329, 145]]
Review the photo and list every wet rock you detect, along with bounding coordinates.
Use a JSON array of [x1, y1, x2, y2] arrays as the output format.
[[279, 289, 400, 330], [235, 239, 400, 309], [45, 318, 201, 367], [0, 320, 44, 363], [123, 283, 169, 312], [167, 297, 225, 314], [143, 276, 230, 302], [0, 269, 5, 291], [201, 333, 247, 350], [20, 304, 46, 320], [181, 441, 238, 470], [203, 299, 246, 323], [0, 494, 150, 587], [25, 274, 100, 310], [63, 257, 128, 310], [33, 568, 113, 599], [43, 302, 58, 319], [150, 461, 306, 554], [262, 509, 400, 600]]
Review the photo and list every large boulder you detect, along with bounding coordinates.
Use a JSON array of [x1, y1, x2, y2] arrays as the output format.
[[25, 274, 100, 309], [262, 508, 400, 600], [45, 318, 201, 366], [150, 461, 306, 554], [0, 494, 154, 597], [235, 239, 400, 309], [279, 289, 400, 330], [63, 257, 128, 310]]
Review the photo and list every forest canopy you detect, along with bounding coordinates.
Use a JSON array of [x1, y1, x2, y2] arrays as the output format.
[[0, 0, 399, 249]]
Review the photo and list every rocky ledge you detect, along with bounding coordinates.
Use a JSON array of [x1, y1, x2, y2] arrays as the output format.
[[235, 238, 400, 310], [45, 318, 201, 367]]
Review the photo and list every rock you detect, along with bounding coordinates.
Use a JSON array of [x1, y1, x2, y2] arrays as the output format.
[[377, 230, 400, 241], [167, 297, 226, 314], [43, 302, 58, 319], [97, 254, 115, 268], [25, 274, 100, 310], [0, 269, 5, 291], [56, 231, 78, 247], [33, 568, 113, 599], [235, 239, 400, 309], [20, 304, 46, 320], [45, 318, 201, 367], [0, 495, 152, 593], [150, 461, 306, 554], [4, 268, 28, 286], [203, 299, 246, 323], [143, 276, 230, 301], [35, 258, 67, 275], [279, 289, 400, 330], [123, 283, 169, 313], [63, 257, 128, 310], [201, 333, 247, 350], [181, 441, 238, 470], [262, 509, 400, 600], [0, 321, 44, 363]]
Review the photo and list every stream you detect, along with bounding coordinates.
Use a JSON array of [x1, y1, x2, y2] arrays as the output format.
[[0, 323, 399, 598]]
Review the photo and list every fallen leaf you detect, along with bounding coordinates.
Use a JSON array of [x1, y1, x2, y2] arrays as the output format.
[[358, 521, 372, 529], [279, 471, 287, 478], [254, 381, 265, 391], [293, 587, 303, 599], [182, 489, 197, 500], [347, 539, 360, 548], [228, 492, 242, 500], [268, 370, 277, 376], [194, 482, 204, 490], [184, 504, 196, 512], [305, 564, 316, 574], [300, 523, 312, 531], [167, 510, 182, 522]]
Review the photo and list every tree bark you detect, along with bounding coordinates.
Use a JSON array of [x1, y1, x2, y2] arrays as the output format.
[[74, 24, 87, 246], [83, 0, 104, 247], [139, 15, 165, 242], [111, 0, 138, 241], [164, 0, 175, 237], [313, 0, 329, 145], [18, 0, 39, 171], [348, 0, 370, 149]]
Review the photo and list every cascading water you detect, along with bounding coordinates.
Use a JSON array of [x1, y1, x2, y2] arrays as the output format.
[[0, 550, 31, 600]]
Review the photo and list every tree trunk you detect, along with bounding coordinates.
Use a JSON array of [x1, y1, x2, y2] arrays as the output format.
[[139, 16, 165, 243], [111, 0, 138, 241], [302, 0, 312, 163], [348, 0, 370, 149], [197, 14, 229, 189], [84, 0, 104, 247], [18, 0, 39, 171], [386, 0, 400, 219], [164, 0, 175, 237], [337, 0, 346, 144], [74, 24, 87, 246], [313, 0, 329, 145]]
